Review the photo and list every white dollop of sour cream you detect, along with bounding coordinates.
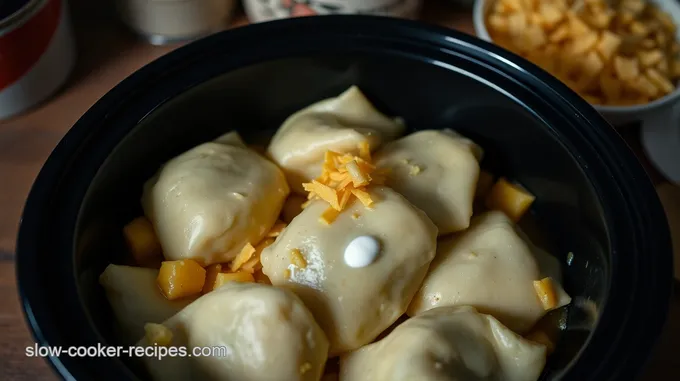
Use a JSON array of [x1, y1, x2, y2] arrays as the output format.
[[344, 236, 380, 268]]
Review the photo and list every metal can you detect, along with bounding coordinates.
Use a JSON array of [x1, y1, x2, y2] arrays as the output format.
[[0, 0, 76, 120], [244, 0, 423, 23]]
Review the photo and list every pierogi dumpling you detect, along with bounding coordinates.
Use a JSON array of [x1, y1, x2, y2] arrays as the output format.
[[267, 86, 405, 194], [407, 211, 571, 333], [340, 306, 547, 381], [99, 264, 196, 344], [260, 186, 438, 356], [142, 132, 289, 265], [139, 282, 329, 381], [375, 129, 483, 234]]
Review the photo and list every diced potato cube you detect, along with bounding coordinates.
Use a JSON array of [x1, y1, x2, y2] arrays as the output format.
[[485, 177, 536, 222], [547, 24, 567, 43], [638, 50, 664, 67], [523, 24, 547, 50], [533, 277, 558, 310], [157, 259, 206, 300], [202, 264, 223, 294], [581, 51, 604, 78], [501, 0, 522, 12], [567, 11, 592, 36], [621, 0, 645, 15], [144, 323, 173, 346], [508, 12, 528, 37], [123, 217, 162, 268], [214, 271, 255, 289], [617, 11, 634, 26], [494, 1, 510, 14], [646, 68, 674, 94], [566, 32, 599, 55], [596, 31, 622, 60], [589, 9, 614, 29], [538, 3, 563, 28], [613, 56, 639, 81], [632, 75, 659, 98], [629, 21, 648, 37], [488, 14, 509, 34], [528, 13, 542, 26]]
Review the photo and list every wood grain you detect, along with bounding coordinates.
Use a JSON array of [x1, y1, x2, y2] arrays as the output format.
[[0, 0, 676, 380]]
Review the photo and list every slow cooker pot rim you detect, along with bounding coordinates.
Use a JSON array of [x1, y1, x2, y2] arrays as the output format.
[[15, 15, 672, 381]]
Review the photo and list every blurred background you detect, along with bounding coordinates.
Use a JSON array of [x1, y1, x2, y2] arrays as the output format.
[[0, 0, 678, 380]]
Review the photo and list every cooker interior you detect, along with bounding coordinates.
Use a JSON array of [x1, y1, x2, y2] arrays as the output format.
[[75, 53, 609, 380]]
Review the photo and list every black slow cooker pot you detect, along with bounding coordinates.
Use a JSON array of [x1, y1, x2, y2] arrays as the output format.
[[16, 15, 673, 381]]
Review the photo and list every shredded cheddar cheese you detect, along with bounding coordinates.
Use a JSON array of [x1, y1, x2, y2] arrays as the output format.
[[200, 222, 286, 291], [241, 238, 274, 273], [290, 248, 307, 269], [214, 271, 255, 288], [301, 144, 389, 223], [320, 207, 341, 225], [283, 269, 291, 279], [230, 243, 256, 272], [533, 277, 558, 310], [351, 188, 374, 208], [359, 141, 371, 161]]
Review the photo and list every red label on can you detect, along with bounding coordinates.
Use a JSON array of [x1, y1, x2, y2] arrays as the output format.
[[0, 0, 62, 91]]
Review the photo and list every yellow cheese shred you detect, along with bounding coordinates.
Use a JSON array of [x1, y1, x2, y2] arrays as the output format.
[[533, 277, 558, 311], [302, 143, 388, 223], [230, 243, 256, 272], [226, 222, 287, 277], [319, 207, 341, 225], [290, 248, 307, 269]]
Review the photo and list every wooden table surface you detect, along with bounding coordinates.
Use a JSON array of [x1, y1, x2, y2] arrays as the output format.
[[0, 0, 677, 380]]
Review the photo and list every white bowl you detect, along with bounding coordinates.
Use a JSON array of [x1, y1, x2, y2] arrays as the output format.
[[473, 0, 680, 183], [472, 0, 680, 126]]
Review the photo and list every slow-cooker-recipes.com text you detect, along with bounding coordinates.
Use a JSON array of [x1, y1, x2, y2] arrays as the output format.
[[25, 343, 227, 360], [100, 86, 572, 381]]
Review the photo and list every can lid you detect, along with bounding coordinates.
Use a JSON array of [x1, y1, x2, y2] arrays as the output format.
[[0, 0, 31, 20]]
